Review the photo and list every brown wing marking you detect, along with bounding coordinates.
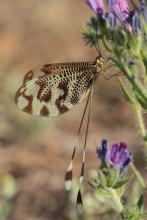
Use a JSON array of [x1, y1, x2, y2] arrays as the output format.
[[23, 70, 34, 84], [15, 62, 96, 117], [22, 62, 93, 84], [15, 84, 33, 115], [40, 105, 49, 116], [55, 81, 69, 114]]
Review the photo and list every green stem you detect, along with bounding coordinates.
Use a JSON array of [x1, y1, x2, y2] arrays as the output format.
[[130, 163, 146, 189], [133, 103, 147, 162], [102, 36, 114, 52], [106, 188, 123, 213], [140, 59, 147, 83]]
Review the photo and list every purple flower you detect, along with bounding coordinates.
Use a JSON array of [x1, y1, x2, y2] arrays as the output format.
[[96, 139, 108, 163], [86, 0, 105, 15], [108, 0, 132, 31], [105, 12, 117, 28], [127, 10, 140, 37], [140, 0, 147, 22], [107, 142, 132, 168], [96, 139, 132, 173]]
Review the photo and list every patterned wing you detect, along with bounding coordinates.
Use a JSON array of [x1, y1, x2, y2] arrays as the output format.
[[15, 62, 95, 116]]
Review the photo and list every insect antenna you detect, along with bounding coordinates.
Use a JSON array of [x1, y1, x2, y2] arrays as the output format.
[[95, 17, 102, 57], [65, 93, 90, 191], [76, 82, 93, 208], [90, 15, 103, 57], [89, 30, 100, 56]]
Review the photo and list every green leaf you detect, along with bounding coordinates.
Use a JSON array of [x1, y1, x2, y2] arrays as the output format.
[[82, 27, 97, 47], [113, 177, 131, 189], [111, 58, 132, 79], [121, 205, 147, 220], [129, 62, 138, 78], [98, 170, 107, 187], [127, 32, 142, 59], [115, 28, 127, 48], [107, 168, 120, 187], [118, 79, 135, 104], [137, 194, 144, 210], [82, 16, 106, 47], [135, 94, 147, 110], [103, 35, 114, 52], [141, 44, 147, 72], [2, 175, 18, 199], [0, 201, 11, 218]]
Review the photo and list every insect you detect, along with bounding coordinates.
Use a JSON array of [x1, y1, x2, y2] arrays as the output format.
[[15, 56, 105, 117], [15, 55, 106, 207]]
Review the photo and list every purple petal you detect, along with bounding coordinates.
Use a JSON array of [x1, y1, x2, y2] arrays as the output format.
[[140, 0, 147, 22], [122, 153, 133, 168], [127, 10, 140, 36], [120, 153, 133, 175], [108, 0, 132, 31], [105, 12, 117, 28], [97, 139, 132, 175], [86, 0, 105, 15], [107, 142, 131, 167], [109, 0, 129, 21], [96, 139, 108, 162]]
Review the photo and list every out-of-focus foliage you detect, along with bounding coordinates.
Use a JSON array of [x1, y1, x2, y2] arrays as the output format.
[[0, 175, 18, 220], [0, 0, 146, 219]]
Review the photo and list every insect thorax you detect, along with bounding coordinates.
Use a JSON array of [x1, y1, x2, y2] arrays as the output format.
[[94, 56, 105, 74]]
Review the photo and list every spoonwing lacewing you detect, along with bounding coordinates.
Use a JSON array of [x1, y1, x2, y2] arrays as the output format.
[[15, 55, 106, 206]]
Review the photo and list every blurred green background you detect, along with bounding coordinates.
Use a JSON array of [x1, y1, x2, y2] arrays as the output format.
[[0, 0, 144, 219]]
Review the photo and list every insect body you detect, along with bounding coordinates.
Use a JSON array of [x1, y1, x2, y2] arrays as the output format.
[[15, 56, 105, 116]]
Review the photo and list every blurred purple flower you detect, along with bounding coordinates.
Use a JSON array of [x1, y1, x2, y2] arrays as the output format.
[[105, 12, 117, 28], [86, 0, 105, 15], [107, 142, 132, 168], [97, 139, 132, 173], [140, 0, 147, 22], [96, 139, 108, 163], [127, 10, 140, 37], [108, 0, 132, 31]]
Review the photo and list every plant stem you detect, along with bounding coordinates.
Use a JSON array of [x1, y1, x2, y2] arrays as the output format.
[[130, 163, 146, 189], [106, 188, 123, 213], [133, 103, 147, 163], [140, 59, 147, 85]]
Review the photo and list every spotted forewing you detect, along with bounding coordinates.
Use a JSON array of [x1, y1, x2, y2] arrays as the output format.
[[15, 61, 98, 117]]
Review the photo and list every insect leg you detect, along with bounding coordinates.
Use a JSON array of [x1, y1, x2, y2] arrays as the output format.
[[102, 64, 114, 72], [101, 71, 124, 80]]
